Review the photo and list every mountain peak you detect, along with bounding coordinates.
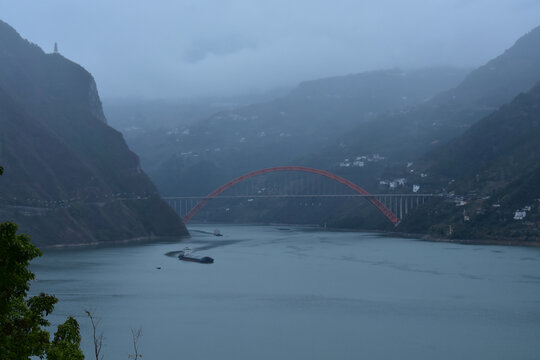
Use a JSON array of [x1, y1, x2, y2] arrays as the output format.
[[449, 24, 540, 107], [0, 19, 188, 246]]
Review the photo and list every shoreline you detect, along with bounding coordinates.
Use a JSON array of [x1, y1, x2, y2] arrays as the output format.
[[382, 230, 540, 247], [39, 234, 191, 250], [417, 234, 540, 247], [192, 221, 540, 248], [37, 222, 540, 249]]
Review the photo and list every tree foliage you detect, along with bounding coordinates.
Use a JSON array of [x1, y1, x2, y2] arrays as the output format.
[[0, 220, 84, 359], [46, 317, 84, 360]]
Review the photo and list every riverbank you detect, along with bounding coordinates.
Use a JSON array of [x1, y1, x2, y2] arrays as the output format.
[[419, 234, 540, 247], [193, 221, 540, 247], [381, 230, 540, 247], [39, 234, 190, 250], [38, 220, 540, 249]]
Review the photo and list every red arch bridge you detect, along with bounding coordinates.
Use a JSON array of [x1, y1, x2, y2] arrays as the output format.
[[163, 166, 439, 225]]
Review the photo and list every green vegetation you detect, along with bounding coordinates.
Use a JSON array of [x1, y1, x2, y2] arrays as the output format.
[[399, 82, 540, 243], [1, 166, 83, 359], [0, 220, 84, 359]]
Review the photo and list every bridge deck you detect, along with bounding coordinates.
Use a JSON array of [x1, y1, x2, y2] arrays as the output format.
[[164, 194, 441, 200]]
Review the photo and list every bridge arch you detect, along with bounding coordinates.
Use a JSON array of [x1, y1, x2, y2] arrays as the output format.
[[182, 166, 399, 224]]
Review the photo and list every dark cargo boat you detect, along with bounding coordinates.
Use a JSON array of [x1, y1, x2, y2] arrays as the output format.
[[213, 229, 223, 237], [178, 247, 214, 264]]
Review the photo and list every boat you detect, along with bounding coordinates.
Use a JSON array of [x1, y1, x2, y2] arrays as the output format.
[[178, 247, 214, 264], [213, 229, 223, 237]]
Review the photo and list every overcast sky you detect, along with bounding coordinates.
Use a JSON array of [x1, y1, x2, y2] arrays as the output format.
[[1, 0, 539, 99]]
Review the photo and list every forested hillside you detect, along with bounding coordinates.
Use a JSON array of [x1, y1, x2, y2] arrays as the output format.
[[319, 25, 540, 165], [121, 68, 468, 196], [401, 82, 540, 242]]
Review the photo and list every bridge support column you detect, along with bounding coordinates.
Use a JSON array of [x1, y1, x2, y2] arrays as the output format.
[[405, 197, 408, 215]]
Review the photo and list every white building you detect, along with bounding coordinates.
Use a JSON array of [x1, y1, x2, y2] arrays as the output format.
[[514, 211, 527, 220]]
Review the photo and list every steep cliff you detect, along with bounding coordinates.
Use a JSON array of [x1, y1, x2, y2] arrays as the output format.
[[0, 20, 188, 246]]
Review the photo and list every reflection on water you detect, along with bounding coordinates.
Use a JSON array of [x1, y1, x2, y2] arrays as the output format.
[[30, 225, 540, 360]]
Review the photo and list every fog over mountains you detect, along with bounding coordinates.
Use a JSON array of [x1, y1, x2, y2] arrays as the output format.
[[1, 9, 540, 244], [103, 23, 540, 242], [2, 0, 540, 98], [117, 67, 469, 196], [3, 8, 540, 360], [323, 25, 540, 163], [401, 81, 540, 240]]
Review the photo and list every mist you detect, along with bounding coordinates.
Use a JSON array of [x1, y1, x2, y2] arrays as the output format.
[[3, 2, 540, 359], [2, 0, 540, 99]]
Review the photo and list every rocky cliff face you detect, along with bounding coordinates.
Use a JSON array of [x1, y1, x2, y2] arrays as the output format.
[[0, 20, 188, 246], [88, 78, 107, 123]]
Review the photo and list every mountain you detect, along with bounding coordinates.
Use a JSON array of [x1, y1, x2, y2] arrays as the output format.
[[117, 67, 468, 196], [400, 81, 540, 242], [319, 25, 540, 165], [0, 20, 188, 246], [427, 83, 540, 185], [104, 87, 293, 132], [286, 25, 540, 235]]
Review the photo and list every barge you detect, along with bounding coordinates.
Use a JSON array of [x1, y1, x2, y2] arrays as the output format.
[[178, 247, 214, 264]]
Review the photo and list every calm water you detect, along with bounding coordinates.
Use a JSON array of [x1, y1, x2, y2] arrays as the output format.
[[30, 225, 540, 360]]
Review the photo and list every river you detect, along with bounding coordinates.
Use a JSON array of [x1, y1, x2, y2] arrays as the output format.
[[29, 224, 540, 359]]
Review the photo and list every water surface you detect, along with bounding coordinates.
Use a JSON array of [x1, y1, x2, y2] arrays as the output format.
[[30, 225, 540, 359]]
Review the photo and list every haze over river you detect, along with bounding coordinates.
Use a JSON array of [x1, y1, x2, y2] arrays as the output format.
[[30, 225, 540, 359]]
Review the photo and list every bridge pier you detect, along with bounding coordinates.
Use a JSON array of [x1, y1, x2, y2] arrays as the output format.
[[405, 197, 408, 215]]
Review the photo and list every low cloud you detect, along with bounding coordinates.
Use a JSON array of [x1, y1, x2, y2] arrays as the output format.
[[1, 0, 539, 99], [184, 35, 258, 63]]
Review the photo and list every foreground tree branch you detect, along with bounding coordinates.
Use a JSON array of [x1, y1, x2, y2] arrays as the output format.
[[128, 327, 143, 360], [85, 310, 104, 360]]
